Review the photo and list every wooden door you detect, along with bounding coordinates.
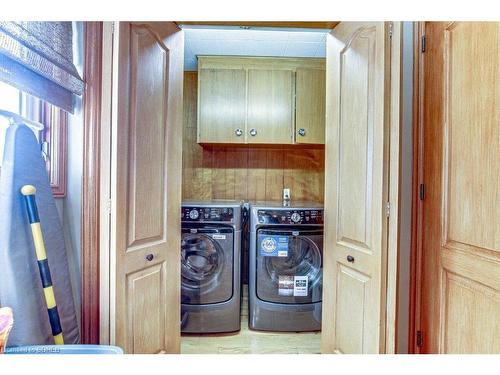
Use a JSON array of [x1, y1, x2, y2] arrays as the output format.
[[197, 68, 246, 143], [109, 22, 183, 353], [295, 68, 326, 144], [246, 69, 294, 144], [419, 22, 500, 353], [322, 22, 393, 354]]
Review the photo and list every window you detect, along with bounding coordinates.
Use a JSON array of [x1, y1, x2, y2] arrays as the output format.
[[0, 81, 21, 164], [0, 80, 67, 197]]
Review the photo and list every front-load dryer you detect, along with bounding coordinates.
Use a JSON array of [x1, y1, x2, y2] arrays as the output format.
[[249, 202, 323, 332], [181, 201, 242, 333]]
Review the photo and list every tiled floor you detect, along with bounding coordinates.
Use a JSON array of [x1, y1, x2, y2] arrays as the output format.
[[181, 286, 321, 354]]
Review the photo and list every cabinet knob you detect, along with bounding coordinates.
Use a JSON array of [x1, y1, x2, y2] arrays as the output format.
[[347, 255, 355, 263], [235, 128, 243, 137], [298, 128, 306, 136], [145, 254, 154, 262], [249, 128, 257, 137]]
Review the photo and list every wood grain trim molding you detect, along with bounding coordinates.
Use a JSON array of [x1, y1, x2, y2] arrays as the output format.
[[408, 21, 425, 354], [81, 21, 103, 344]]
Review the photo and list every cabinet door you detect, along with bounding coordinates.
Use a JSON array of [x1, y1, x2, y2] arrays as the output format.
[[198, 68, 246, 143], [247, 69, 294, 144], [295, 68, 326, 144]]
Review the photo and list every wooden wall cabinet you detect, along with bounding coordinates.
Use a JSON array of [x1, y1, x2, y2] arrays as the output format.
[[247, 68, 294, 144], [295, 68, 326, 144], [197, 56, 325, 145], [198, 68, 246, 143]]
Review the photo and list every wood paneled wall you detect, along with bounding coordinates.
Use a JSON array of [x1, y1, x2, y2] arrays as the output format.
[[182, 72, 325, 203]]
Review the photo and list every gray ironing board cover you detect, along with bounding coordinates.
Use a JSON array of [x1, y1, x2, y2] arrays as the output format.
[[0, 124, 79, 346]]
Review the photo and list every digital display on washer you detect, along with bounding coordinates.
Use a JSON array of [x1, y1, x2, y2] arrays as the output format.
[[257, 209, 323, 225], [181, 207, 234, 222]]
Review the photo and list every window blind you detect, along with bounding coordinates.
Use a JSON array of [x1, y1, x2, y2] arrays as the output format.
[[0, 22, 84, 113]]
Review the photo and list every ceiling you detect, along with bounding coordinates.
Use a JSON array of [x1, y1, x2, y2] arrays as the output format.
[[183, 26, 329, 71]]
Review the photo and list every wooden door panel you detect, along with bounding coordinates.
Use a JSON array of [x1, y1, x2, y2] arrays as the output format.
[[421, 21, 500, 354], [442, 271, 500, 353], [111, 22, 183, 353], [126, 25, 168, 247], [335, 264, 371, 353], [247, 69, 294, 144], [127, 263, 167, 354], [322, 22, 389, 354], [198, 68, 246, 143], [444, 22, 500, 252], [336, 27, 376, 252], [295, 68, 326, 144]]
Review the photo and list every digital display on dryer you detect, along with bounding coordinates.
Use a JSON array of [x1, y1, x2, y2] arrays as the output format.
[[181, 207, 234, 222], [257, 209, 323, 225]]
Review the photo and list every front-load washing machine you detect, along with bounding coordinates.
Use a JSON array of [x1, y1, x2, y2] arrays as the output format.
[[249, 202, 323, 331], [181, 201, 242, 333]]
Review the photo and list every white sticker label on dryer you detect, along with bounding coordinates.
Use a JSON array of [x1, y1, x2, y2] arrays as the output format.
[[212, 234, 226, 240], [293, 276, 308, 297], [278, 276, 294, 296]]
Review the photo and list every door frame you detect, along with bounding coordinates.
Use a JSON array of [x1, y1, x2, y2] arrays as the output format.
[[408, 21, 425, 354], [80, 21, 115, 345], [81, 21, 103, 344], [386, 21, 402, 354], [80, 21, 403, 352]]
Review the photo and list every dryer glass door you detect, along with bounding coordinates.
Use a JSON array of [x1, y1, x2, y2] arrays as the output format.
[[256, 228, 323, 304], [181, 227, 234, 304]]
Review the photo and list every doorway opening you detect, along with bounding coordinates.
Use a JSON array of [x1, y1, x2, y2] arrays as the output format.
[[85, 21, 408, 354], [179, 24, 329, 354]]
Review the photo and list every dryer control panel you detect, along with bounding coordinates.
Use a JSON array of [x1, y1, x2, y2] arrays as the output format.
[[181, 206, 234, 222], [257, 209, 323, 225]]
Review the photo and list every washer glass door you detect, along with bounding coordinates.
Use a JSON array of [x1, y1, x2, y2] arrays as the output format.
[[181, 226, 234, 305], [256, 227, 323, 304]]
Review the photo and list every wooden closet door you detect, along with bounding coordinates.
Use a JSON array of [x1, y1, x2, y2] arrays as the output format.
[[246, 69, 294, 144], [109, 22, 183, 353], [322, 22, 391, 354], [420, 22, 500, 353]]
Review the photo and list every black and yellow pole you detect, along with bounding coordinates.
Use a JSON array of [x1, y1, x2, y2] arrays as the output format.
[[21, 185, 64, 345]]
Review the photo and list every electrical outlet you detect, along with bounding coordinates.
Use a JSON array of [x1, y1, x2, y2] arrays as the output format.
[[283, 188, 291, 201]]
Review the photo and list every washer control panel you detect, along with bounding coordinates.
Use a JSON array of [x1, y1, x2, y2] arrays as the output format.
[[257, 209, 323, 225], [181, 206, 234, 222]]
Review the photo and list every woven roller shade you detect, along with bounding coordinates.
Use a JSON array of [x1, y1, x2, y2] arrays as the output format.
[[0, 22, 84, 113]]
